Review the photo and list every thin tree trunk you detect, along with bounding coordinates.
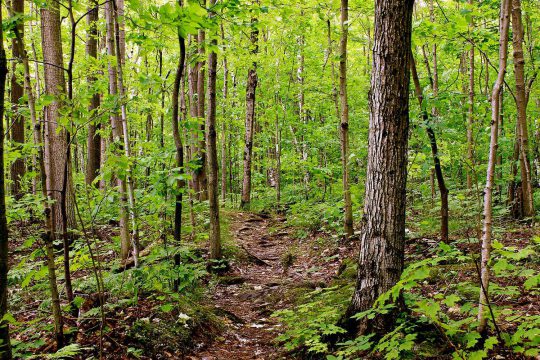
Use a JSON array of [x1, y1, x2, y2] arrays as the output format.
[[85, 0, 101, 186], [221, 44, 228, 203], [478, 0, 511, 335], [113, 0, 139, 266], [467, 0, 475, 190], [9, 0, 24, 200], [345, 0, 414, 335], [197, 19, 208, 201], [511, 0, 534, 218], [240, 18, 259, 209], [172, 0, 186, 289], [207, 0, 221, 260], [339, 0, 353, 239], [0, 1, 12, 354], [105, 0, 131, 261], [411, 54, 449, 243]]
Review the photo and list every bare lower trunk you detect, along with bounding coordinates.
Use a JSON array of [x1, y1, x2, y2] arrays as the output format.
[[345, 0, 414, 335], [478, 0, 511, 335]]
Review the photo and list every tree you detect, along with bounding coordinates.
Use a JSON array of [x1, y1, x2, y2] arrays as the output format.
[[9, 0, 24, 200], [345, 0, 414, 335], [511, 0, 534, 218], [478, 0, 511, 335], [339, 0, 353, 239], [41, 0, 76, 236], [0, 0, 12, 355], [240, 16, 259, 210], [85, 0, 101, 186], [105, 0, 131, 261], [207, 0, 221, 260]]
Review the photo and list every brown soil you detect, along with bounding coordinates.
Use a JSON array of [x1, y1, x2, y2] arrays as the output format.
[[188, 211, 349, 360]]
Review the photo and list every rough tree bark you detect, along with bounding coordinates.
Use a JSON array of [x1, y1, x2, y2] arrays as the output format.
[[9, 0, 24, 200], [85, 0, 101, 186], [478, 0, 511, 335], [240, 17, 259, 209], [207, 0, 221, 260], [345, 0, 414, 335], [39, 1, 67, 348]]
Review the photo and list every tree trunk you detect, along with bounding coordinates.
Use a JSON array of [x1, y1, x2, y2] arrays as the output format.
[[345, 0, 414, 335], [411, 54, 449, 243], [113, 0, 139, 266], [196, 19, 208, 201], [466, 0, 475, 190], [511, 0, 534, 218], [221, 53, 228, 203], [207, 0, 221, 260], [172, 0, 186, 289], [0, 2, 12, 355], [39, 1, 67, 348], [478, 0, 511, 335], [105, 0, 131, 261], [9, 0, 25, 200], [240, 18, 259, 210], [172, 10, 186, 246], [85, 1, 101, 186], [40, 0, 76, 241], [339, 0, 354, 239]]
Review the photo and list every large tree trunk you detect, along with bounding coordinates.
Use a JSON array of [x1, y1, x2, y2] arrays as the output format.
[[478, 0, 511, 335], [40, 0, 76, 239], [339, 0, 354, 239], [240, 18, 259, 209], [0, 3, 12, 356], [39, 1, 68, 348], [85, 1, 101, 186], [511, 0, 534, 218], [345, 0, 414, 335], [207, 0, 221, 260], [9, 0, 25, 200]]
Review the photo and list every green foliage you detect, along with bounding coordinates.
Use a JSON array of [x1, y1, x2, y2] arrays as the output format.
[[275, 241, 540, 359]]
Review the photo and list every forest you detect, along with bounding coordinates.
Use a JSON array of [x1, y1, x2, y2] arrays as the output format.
[[0, 0, 539, 358]]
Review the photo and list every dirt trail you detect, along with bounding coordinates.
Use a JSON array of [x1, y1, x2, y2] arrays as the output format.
[[189, 212, 316, 360]]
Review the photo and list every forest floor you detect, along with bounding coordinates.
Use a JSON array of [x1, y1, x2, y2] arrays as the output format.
[[189, 211, 354, 360]]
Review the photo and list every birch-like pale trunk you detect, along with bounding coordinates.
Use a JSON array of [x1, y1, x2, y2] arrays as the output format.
[[478, 0, 511, 335]]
